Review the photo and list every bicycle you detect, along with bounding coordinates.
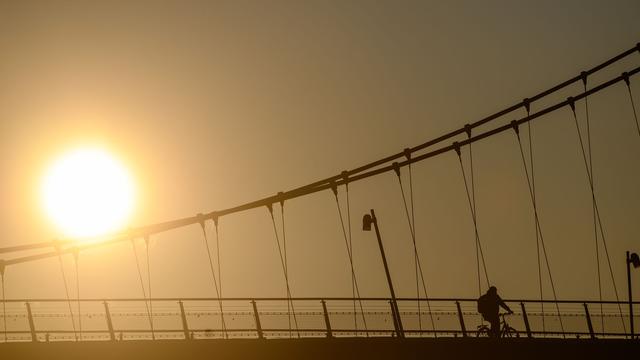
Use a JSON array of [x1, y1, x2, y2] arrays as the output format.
[[476, 313, 518, 338]]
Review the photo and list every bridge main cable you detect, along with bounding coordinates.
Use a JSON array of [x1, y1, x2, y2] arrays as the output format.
[[1, 43, 638, 256], [2, 66, 640, 267]]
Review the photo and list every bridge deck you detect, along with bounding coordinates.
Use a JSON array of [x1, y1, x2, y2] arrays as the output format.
[[1, 338, 638, 360]]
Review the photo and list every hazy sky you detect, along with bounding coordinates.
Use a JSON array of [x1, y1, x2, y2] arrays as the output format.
[[0, 0, 639, 306]]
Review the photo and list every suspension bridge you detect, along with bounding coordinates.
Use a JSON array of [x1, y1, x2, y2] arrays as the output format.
[[1, 43, 640, 359]]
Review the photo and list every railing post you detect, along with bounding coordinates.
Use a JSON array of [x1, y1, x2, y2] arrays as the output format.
[[321, 300, 333, 338], [455, 301, 467, 337], [103, 301, 116, 341], [178, 301, 190, 340], [520, 302, 532, 338], [251, 300, 264, 339], [583, 303, 595, 339], [25, 302, 37, 342]]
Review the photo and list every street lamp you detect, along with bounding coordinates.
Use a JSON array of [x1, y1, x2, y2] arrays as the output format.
[[363, 209, 404, 338], [627, 251, 639, 339]]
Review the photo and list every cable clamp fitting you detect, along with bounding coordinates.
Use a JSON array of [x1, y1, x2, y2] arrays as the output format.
[[510, 120, 520, 135], [0, 259, 5, 277], [197, 213, 206, 230], [341, 170, 350, 184], [567, 96, 576, 113], [453, 141, 461, 157], [266, 203, 273, 214], [580, 71, 588, 86], [522, 98, 530, 114], [330, 181, 338, 197], [277, 192, 285, 207], [392, 161, 401, 178], [211, 212, 219, 227], [464, 124, 472, 138], [622, 72, 630, 87], [403, 148, 412, 160]]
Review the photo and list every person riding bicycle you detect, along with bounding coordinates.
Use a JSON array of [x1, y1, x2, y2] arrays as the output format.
[[478, 286, 513, 337]]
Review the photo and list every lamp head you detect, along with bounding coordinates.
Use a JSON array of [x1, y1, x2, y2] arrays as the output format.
[[362, 214, 373, 231], [630, 253, 640, 269]]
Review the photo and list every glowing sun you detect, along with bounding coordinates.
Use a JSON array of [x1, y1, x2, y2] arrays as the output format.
[[42, 148, 136, 238]]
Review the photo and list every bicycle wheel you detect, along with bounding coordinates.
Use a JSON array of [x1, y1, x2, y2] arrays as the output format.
[[502, 326, 518, 338], [476, 326, 490, 337]]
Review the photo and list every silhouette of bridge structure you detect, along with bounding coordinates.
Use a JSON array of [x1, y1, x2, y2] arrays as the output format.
[[1, 43, 640, 354]]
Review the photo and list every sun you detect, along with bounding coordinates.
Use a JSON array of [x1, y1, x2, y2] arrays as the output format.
[[42, 147, 136, 239]]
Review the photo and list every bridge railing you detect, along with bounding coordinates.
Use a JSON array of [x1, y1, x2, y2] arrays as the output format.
[[0, 297, 637, 342]]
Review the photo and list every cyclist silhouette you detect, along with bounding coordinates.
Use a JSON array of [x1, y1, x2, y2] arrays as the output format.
[[477, 286, 513, 337]]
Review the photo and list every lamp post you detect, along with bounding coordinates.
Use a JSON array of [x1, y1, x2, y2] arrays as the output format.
[[363, 209, 404, 338], [627, 251, 640, 339]]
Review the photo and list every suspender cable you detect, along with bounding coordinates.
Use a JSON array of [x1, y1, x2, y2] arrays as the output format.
[[348, 179, 358, 336], [281, 201, 301, 337], [466, 127, 488, 303], [622, 72, 640, 137], [568, 98, 627, 334], [511, 122, 565, 337], [409, 157, 423, 332], [582, 74, 604, 334], [393, 159, 437, 336], [73, 249, 82, 340], [466, 126, 488, 330], [523, 100, 546, 334], [55, 244, 78, 341], [331, 181, 369, 335], [1, 263, 6, 342], [405, 151, 423, 332], [343, 173, 357, 333], [198, 217, 227, 338], [144, 237, 155, 340], [466, 127, 482, 298], [281, 202, 292, 337], [267, 202, 299, 337], [214, 218, 223, 315], [454, 144, 490, 288], [333, 178, 357, 332], [214, 217, 226, 338], [131, 239, 154, 338]]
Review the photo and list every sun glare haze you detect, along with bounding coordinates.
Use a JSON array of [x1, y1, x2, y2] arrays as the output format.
[[41, 147, 136, 239]]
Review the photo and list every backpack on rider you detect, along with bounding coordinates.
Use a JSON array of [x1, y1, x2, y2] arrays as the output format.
[[477, 293, 491, 318]]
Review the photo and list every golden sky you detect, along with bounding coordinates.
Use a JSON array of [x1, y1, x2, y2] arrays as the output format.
[[0, 0, 639, 304]]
